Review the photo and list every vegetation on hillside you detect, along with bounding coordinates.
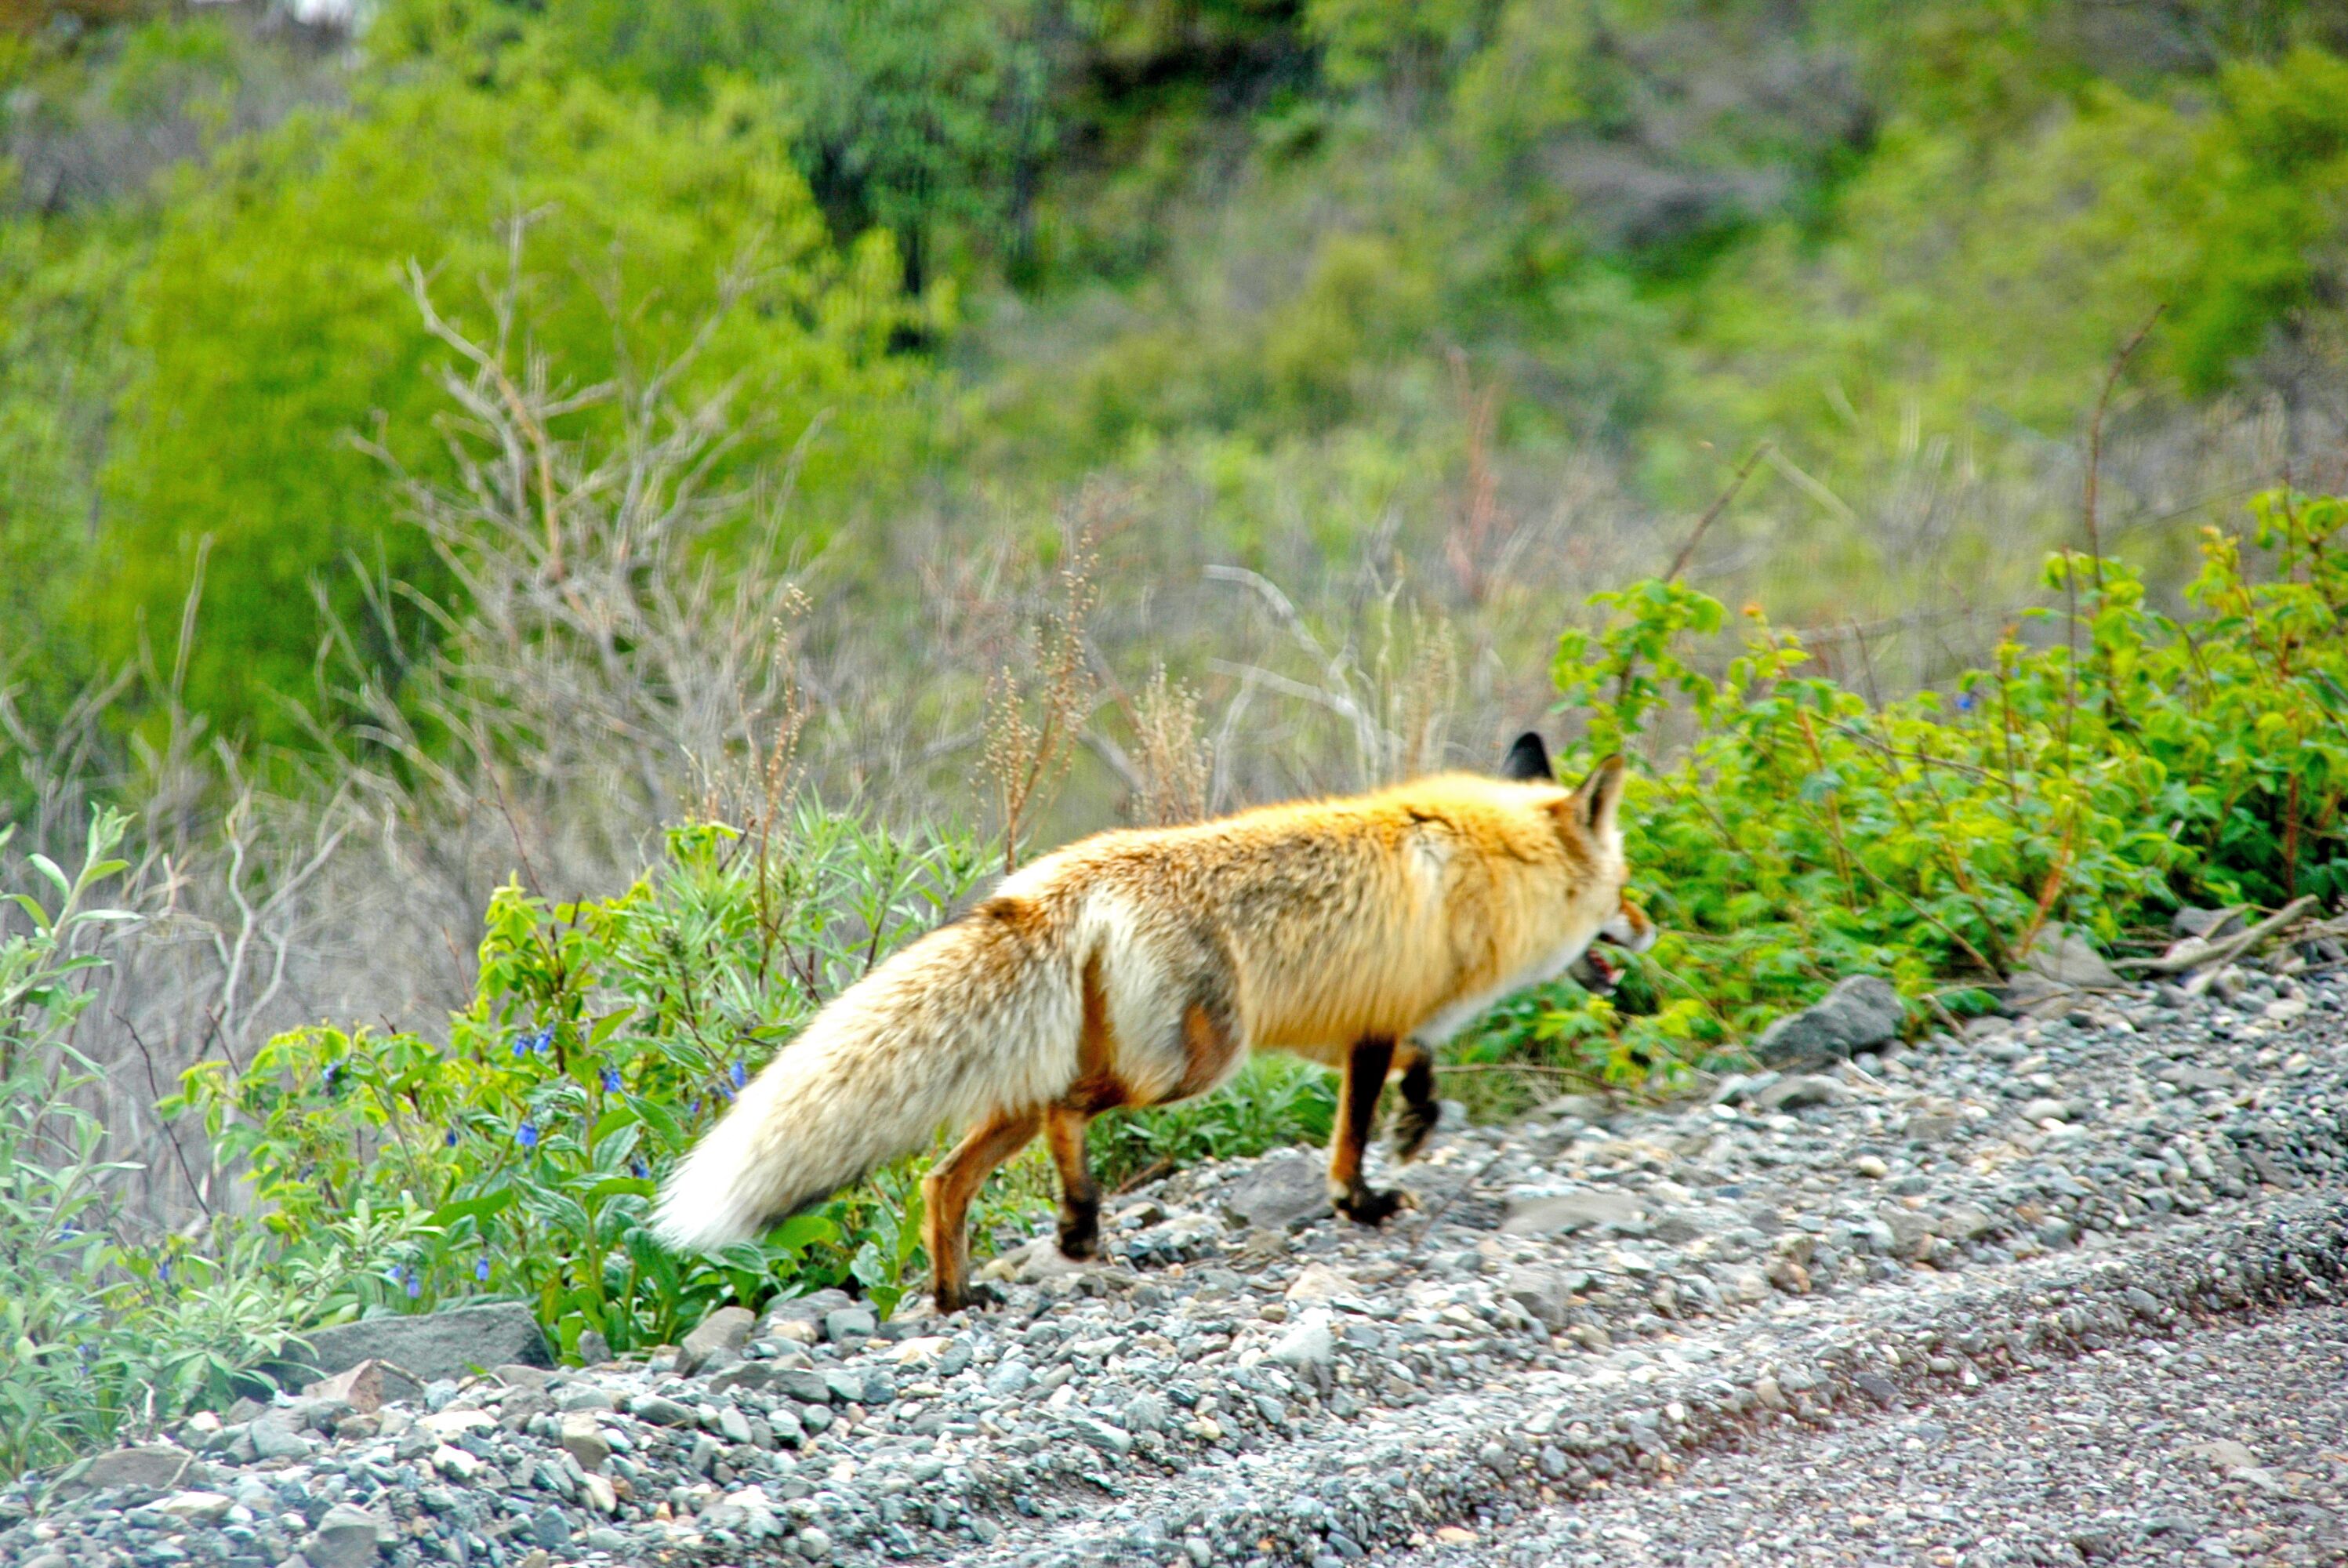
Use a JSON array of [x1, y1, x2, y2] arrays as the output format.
[[5, 0, 2348, 1484]]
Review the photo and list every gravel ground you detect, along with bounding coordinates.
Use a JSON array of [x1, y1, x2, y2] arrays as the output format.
[[1402, 1306, 2348, 1568], [4, 964, 2346, 1568]]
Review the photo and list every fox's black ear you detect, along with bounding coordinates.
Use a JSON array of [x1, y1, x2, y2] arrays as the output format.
[[1501, 731, 1553, 782]]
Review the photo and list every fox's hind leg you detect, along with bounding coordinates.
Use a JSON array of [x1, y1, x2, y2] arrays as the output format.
[[1330, 1036, 1412, 1225], [1388, 1042, 1440, 1163], [1044, 1105, 1102, 1260], [923, 1107, 1041, 1315]]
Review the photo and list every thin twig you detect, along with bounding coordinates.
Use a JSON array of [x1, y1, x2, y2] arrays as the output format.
[[1664, 444, 1773, 583], [2083, 303, 2166, 596], [118, 1015, 216, 1222]]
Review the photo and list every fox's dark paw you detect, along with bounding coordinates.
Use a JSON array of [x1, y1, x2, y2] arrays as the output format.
[[1389, 1101, 1439, 1163], [1057, 1204, 1101, 1261], [1334, 1185, 1412, 1225], [934, 1279, 1004, 1315]]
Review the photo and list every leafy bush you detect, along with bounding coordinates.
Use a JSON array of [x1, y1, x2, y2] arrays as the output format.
[[1456, 489, 2348, 1092], [1, 810, 312, 1476], [84, 63, 922, 739], [175, 808, 994, 1348]]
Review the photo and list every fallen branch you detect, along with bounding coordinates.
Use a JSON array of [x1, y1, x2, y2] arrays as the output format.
[[2113, 896, 2320, 975]]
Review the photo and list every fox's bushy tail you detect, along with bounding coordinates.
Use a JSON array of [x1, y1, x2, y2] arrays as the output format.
[[651, 910, 1080, 1252]]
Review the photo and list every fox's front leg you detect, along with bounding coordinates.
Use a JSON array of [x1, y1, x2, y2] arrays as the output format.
[[1330, 1036, 1412, 1224]]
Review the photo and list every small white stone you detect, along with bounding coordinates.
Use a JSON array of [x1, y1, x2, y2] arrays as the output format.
[[430, 1444, 481, 1481], [891, 1335, 951, 1365], [154, 1490, 231, 1523], [419, 1408, 495, 1440]]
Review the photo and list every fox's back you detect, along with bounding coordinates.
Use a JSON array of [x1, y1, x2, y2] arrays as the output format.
[[995, 773, 1588, 1049]]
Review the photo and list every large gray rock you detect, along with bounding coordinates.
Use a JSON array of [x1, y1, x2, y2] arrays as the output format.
[[1503, 1265, 1576, 1328], [1997, 971, 2072, 1015], [822, 1306, 879, 1343], [303, 1502, 394, 1568], [761, 1288, 853, 1338], [301, 1359, 421, 1416], [1218, 1149, 1330, 1232], [247, 1411, 315, 1462], [2020, 924, 2121, 989], [1752, 975, 1904, 1067], [56, 1443, 209, 1497], [1754, 1074, 1848, 1112], [1500, 1189, 1646, 1237], [1267, 1312, 1337, 1388], [278, 1302, 551, 1385], [2174, 906, 2247, 940], [677, 1305, 754, 1375]]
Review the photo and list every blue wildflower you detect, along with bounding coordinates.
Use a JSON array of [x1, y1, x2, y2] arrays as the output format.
[[630, 1159, 649, 1181], [601, 1067, 622, 1093], [517, 1120, 540, 1149], [387, 1263, 408, 1287], [1955, 688, 1977, 713], [475, 1255, 492, 1283], [405, 1272, 422, 1300], [444, 1128, 459, 1147], [729, 1061, 747, 1091], [157, 1261, 171, 1284]]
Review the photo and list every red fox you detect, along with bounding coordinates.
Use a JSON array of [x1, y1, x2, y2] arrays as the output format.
[[653, 731, 1653, 1312]]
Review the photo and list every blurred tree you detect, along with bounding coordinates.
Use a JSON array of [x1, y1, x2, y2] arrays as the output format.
[[83, 66, 920, 739]]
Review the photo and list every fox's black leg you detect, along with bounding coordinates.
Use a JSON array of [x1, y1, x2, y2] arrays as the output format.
[[1330, 1036, 1410, 1224], [1388, 1041, 1440, 1163], [1044, 1105, 1101, 1259]]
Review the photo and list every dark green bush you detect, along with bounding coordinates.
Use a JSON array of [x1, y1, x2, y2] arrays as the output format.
[[174, 810, 994, 1348], [1454, 489, 2348, 1092]]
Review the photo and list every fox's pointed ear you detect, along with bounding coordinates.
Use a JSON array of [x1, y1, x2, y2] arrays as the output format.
[[1500, 731, 1553, 782], [1566, 753, 1627, 837]]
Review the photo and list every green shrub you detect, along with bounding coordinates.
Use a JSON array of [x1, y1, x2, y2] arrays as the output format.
[[1455, 488, 2348, 1094], [85, 64, 923, 741], [2, 810, 313, 1477], [175, 808, 995, 1348]]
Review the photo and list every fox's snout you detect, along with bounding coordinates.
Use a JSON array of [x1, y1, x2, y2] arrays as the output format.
[[1601, 895, 1656, 953], [1571, 893, 1653, 993]]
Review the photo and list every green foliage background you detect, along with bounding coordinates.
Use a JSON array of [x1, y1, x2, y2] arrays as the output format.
[[9, 0, 2348, 740]]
